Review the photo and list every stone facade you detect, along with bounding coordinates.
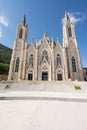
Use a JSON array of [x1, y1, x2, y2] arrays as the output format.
[[8, 13, 84, 81]]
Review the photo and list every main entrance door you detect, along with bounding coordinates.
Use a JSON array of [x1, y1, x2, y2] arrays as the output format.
[[42, 72, 48, 81], [57, 74, 62, 81], [28, 74, 33, 80]]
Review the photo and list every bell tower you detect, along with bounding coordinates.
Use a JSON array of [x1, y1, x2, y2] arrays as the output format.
[[8, 15, 28, 80], [63, 12, 84, 81], [63, 12, 77, 47], [16, 14, 28, 42]]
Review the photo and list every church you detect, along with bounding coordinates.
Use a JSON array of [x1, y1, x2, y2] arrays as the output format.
[[8, 13, 84, 81]]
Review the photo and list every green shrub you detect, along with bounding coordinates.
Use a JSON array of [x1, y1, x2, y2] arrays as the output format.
[[0, 43, 12, 64], [0, 63, 9, 75], [5, 85, 10, 89], [74, 86, 81, 90]]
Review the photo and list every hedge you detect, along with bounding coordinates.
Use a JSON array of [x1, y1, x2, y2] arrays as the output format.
[[0, 63, 9, 75]]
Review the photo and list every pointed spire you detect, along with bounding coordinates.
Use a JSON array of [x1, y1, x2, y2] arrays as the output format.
[[22, 14, 26, 26], [57, 37, 60, 43], [65, 12, 70, 22], [44, 32, 48, 38], [36, 37, 39, 43], [31, 38, 34, 44]]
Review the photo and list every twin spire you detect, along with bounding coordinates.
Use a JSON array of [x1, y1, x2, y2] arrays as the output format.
[[22, 12, 70, 26], [64, 12, 71, 23], [22, 14, 26, 26], [21, 12, 71, 42], [65, 12, 70, 21]]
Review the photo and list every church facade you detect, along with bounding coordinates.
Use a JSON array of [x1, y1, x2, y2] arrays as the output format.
[[8, 13, 84, 81]]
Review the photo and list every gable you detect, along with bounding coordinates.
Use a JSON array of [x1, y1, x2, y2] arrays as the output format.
[[28, 44, 35, 54], [38, 38, 51, 52]]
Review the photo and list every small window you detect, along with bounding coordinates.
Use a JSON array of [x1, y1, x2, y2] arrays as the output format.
[[57, 54, 61, 66], [72, 57, 76, 72], [68, 27, 72, 37], [19, 29, 23, 39], [15, 57, 20, 72]]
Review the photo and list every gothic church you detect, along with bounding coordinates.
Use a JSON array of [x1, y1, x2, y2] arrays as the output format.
[[8, 13, 84, 81]]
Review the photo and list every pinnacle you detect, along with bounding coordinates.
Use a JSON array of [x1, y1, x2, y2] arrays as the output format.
[[22, 14, 26, 26]]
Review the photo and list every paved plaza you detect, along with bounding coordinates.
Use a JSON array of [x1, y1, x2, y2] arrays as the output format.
[[0, 81, 87, 130]]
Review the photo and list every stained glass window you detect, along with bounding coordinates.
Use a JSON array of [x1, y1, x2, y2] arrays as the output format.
[[72, 57, 76, 72], [15, 57, 20, 72], [68, 27, 72, 37], [57, 54, 61, 65], [42, 50, 48, 61], [19, 29, 23, 38], [29, 54, 34, 67]]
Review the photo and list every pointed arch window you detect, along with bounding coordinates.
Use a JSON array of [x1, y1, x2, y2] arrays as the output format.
[[72, 57, 76, 72], [29, 54, 34, 67], [42, 50, 48, 61], [19, 29, 23, 39], [57, 54, 61, 66], [15, 57, 20, 72], [68, 27, 72, 37]]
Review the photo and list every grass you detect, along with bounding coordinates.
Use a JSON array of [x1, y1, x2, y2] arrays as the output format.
[[74, 86, 81, 90], [5, 85, 11, 89]]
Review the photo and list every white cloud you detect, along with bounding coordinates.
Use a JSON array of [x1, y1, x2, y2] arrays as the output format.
[[0, 27, 2, 38], [62, 12, 86, 24], [69, 12, 86, 24], [0, 14, 8, 27], [0, 14, 9, 39]]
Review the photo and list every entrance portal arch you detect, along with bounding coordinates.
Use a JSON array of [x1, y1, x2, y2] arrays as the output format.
[[41, 65, 49, 81], [56, 69, 63, 81], [42, 71, 48, 81]]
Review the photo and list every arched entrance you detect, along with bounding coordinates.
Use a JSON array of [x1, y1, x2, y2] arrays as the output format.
[[57, 73, 62, 80], [42, 71, 48, 80], [28, 73, 33, 80], [41, 63, 50, 81], [56, 69, 63, 81], [26, 69, 34, 80]]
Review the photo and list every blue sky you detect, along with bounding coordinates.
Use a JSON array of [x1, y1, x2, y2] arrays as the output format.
[[0, 0, 87, 67]]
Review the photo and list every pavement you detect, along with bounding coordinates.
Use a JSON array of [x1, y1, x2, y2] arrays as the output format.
[[0, 81, 87, 130]]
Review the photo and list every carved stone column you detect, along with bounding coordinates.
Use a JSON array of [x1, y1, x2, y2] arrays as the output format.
[[18, 42, 24, 80], [34, 49, 38, 80], [8, 41, 16, 80], [63, 47, 68, 80], [22, 43, 27, 80]]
